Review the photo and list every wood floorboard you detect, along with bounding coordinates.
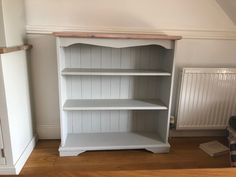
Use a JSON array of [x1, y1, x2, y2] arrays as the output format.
[[9, 137, 234, 177]]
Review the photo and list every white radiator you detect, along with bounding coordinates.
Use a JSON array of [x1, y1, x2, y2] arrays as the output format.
[[176, 68, 236, 130]]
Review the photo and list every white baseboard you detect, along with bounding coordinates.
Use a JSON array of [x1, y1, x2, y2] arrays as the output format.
[[0, 135, 38, 175], [170, 129, 226, 137], [14, 135, 38, 174], [37, 125, 60, 139]]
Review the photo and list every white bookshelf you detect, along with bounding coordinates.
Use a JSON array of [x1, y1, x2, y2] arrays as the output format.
[[55, 32, 181, 156]]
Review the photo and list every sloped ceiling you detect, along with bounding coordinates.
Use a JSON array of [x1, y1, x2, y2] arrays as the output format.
[[217, 0, 236, 25]]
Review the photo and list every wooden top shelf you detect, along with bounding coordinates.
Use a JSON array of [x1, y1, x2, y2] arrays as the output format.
[[0, 44, 32, 54], [53, 32, 182, 40]]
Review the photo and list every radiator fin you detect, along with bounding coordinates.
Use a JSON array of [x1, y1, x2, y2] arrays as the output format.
[[177, 68, 236, 130]]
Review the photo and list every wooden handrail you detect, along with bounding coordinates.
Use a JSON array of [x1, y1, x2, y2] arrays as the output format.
[[0, 44, 32, 54], [53, 32, 182, 40]]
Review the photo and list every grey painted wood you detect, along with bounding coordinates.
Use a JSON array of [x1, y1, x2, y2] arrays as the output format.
[[63, 99, 167, 110], [66, 76, 164, 99], [61, 132, 166, 149], [59, 38, 174, 49], [64, 44, 165, 70], [56, 38, 176, 156], [61, 68, 171, 76]]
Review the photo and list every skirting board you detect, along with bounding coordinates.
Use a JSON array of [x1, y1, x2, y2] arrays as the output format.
[[0, 135, 38, 175], [170, 129, 226, 137]]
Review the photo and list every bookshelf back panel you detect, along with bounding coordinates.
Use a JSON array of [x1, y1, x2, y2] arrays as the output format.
[[65, 76, 167, 99], [64, 44, 167, 70], [67, 110, 166, 133]]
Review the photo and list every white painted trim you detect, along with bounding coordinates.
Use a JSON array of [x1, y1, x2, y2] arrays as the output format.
[[26, 25, 236, 40], [37, 125, 60, 139], [14, 135, 38, 175], [59, 38, 173, 49], [0, 135, 37, 175]]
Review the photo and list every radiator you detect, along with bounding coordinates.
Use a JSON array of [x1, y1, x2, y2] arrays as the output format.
[[176, 68, 236, 130]]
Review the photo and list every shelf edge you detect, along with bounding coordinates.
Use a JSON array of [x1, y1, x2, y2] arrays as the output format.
[[53, 32, 182, 40], [0, 44, 33, 54]]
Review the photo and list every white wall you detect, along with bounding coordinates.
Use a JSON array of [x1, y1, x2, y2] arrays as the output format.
[[217, 0, 236, 25], [25, 0, 236, 34], [27, 35, 60, 139], [25, 0, 236, 139], [0, 0, 26, 47], [0, 0, 5, 47]]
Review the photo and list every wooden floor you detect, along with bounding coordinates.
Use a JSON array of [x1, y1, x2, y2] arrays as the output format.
[[12, 137, 236, 177]]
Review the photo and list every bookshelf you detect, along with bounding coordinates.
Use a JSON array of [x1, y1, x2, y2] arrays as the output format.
[[55, 32, 181, 156]]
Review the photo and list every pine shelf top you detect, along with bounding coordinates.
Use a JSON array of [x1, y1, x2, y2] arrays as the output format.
[[0, 44, 32, 54], [53, 32, 182, 40]]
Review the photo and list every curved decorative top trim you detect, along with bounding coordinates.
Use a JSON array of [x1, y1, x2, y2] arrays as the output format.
[[58, 38, 174, 49], [54, 32, 182, 40], [0, 44, 32, 54]]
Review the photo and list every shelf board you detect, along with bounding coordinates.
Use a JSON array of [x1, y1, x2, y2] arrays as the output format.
[[54, 31, 182, 40], [61, 68, 171, 76], [0, 44, 32, 54], [63, 99, 167, 111], [60, 132, 167, 151]]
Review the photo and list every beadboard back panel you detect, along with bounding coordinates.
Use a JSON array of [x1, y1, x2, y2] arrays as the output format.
[[66, 76, 164, 99], [67, 110, 166, 133], [63, 44, 172, 101], [64, 44, 167, 71], [61, 44, 172, 135], [62, 44, 172, 135]]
